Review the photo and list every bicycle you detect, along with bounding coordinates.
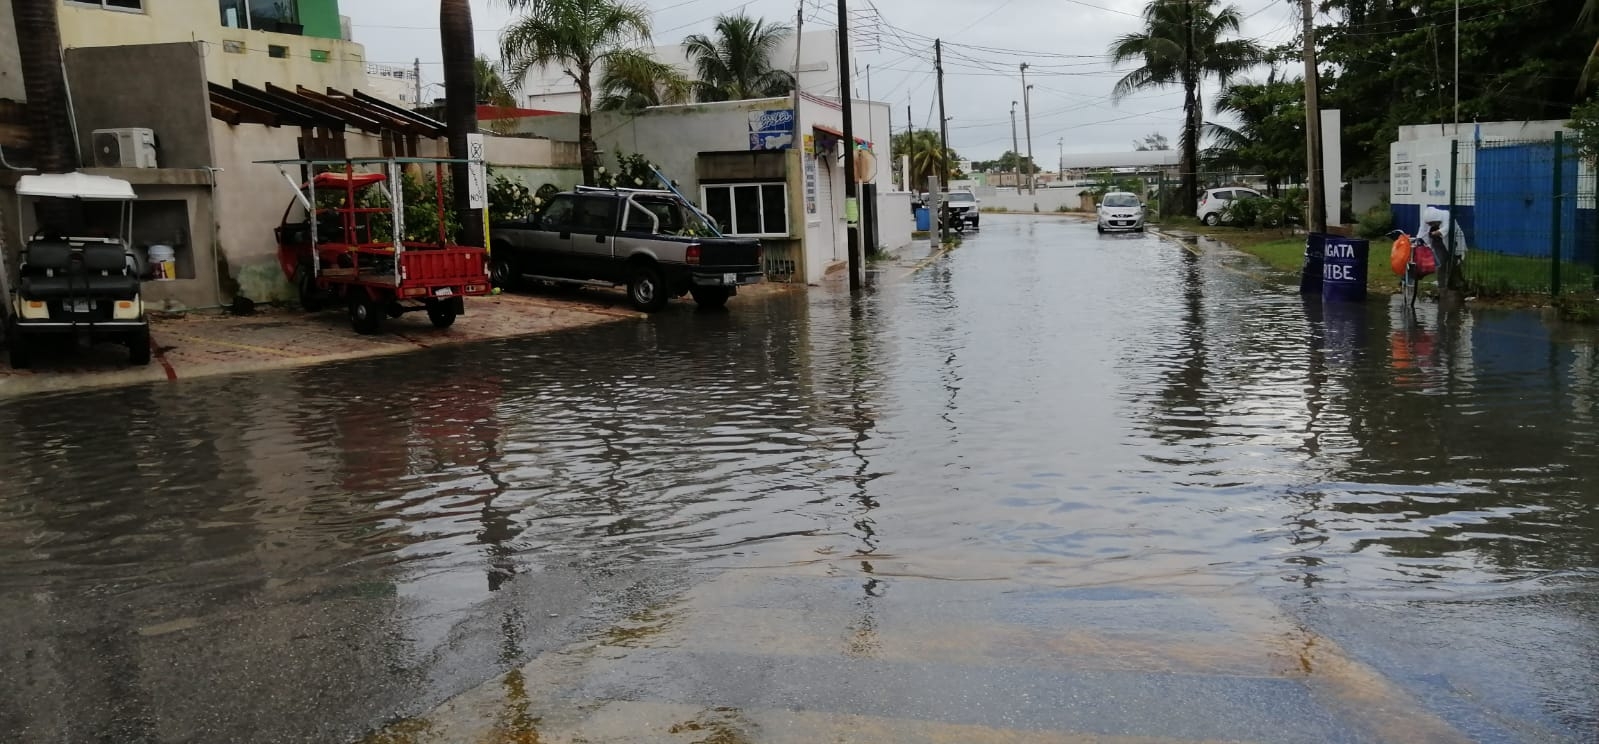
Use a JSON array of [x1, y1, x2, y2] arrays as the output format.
[[1386, 229, 1438, 309]]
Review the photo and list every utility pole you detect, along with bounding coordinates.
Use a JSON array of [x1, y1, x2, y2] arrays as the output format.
[[1453, 0, 1460, 129], [866, 64, 874, 148], [935, 39, 951, 242], [837, 0, 861, 291], [1021, 62, 1035, 195], [1058, 136, 1063, 186], [1300, 0, 1327, 232], [414, 58, 423, 108], [1009, 101, 1020, 189]]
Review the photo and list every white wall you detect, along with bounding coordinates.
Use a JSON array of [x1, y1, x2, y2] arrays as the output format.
[[877, 191, 912, 253], [0, 0, 21, 101], [982, 189, 1083, 213]]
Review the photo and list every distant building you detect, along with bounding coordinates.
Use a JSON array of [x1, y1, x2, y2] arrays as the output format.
[[365, 63, 418, 108]]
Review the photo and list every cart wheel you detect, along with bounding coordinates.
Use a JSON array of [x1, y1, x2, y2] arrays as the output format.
[[349, 294, 383, 335], [627, 263, 670, 313], [5, 324, 29, 370], [426, 300, 458, 329], [127, 325, 151, 367], [297, 263, 323, 312]]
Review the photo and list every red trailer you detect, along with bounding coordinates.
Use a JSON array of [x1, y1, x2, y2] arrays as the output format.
[[264, 158, 491, 335]]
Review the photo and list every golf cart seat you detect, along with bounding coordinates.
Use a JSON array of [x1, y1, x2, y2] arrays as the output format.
[[80, 243, 140, 298], [18, 240, 76, 299]]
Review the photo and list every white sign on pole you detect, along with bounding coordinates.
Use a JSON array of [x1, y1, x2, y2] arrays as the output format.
[[466, 133, 487, 209]]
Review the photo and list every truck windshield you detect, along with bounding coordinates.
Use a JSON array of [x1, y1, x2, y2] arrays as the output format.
[[948, 192, 976, 202]]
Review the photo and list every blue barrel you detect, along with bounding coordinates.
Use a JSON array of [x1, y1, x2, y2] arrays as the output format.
[[1300, 233, 1326, 295], [1321, 236, 1369, 303], [914, 207, 931, 232]]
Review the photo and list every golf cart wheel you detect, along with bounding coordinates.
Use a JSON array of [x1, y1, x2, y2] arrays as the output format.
[[349, 294, 383, 335], [1203, 213, 1221, 227], [426, 299, 459, 329], [690, 287, 732, 310], [627, 263, 670, 313], [6, 326, 29, 370], [297, 263, 323, 312], [127, 326, 151, 367]]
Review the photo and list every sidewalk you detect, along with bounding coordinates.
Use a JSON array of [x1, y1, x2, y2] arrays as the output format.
[[0, 284, 791, 398]]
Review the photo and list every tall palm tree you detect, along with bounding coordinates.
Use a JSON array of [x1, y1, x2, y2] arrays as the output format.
[[684, 13, 795, 103], [441, 0, 480, 244], [1205, 75, 1304, 196], [501, 0, 653, 184], [596, 50, 692, 111], [1108, 0, 1261, 208], [11, 0, 74, 173], [891, 129, 958, 191]]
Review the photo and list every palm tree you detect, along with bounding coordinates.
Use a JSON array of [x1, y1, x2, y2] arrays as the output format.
[[501, 0, 653, 185], [684, 13, 795, 103], [1205, 75, 1304, 196], [475, 56, 516, 107], [890, 129, 958, 191], [11, 0, 75, 175], [441, 0, 480, 243], [1108, 0, 1262, 208], [597, 49, 692, 111]]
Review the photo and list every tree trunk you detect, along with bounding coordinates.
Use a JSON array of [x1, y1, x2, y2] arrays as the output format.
[[577, 67, 596, 185], [12, 0, 80, 227], [1180, 74, 1199, 212], [440, 0, 482, 246]]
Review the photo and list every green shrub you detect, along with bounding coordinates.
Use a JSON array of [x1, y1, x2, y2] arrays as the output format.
[[1356, 201, 1394, 239], [487, 174, 539, 223], [1223, 197, 1260, 227]]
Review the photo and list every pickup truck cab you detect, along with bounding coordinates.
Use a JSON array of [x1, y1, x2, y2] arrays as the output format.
[[490, 187, 763, 311]]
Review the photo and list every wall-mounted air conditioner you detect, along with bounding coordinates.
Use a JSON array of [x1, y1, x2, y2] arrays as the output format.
[[91, 128, 159, 169]]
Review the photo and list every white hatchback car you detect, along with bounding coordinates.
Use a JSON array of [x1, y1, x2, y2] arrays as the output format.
[[1096, 192, 1145, 233], [1196, 186, 1263, 226]]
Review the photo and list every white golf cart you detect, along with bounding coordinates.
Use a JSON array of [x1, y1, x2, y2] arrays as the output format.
[[3, 172, 150, 368]]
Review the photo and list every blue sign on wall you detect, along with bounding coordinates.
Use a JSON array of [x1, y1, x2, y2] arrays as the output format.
[[749, 109, 795, 150]]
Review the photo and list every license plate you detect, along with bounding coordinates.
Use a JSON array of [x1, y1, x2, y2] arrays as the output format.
[[68, 299, 95, 313], [435, 287, 453, 297], [723, 273, 737, 285]]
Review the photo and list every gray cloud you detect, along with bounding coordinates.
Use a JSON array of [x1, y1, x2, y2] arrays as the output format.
[[342, 0, 1297, 159]]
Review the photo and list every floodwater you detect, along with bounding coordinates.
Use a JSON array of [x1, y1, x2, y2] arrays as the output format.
[[1, 215, 1596, 743]]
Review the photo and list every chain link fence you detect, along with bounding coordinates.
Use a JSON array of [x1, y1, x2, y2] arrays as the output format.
[[1445, 136, 1599, 296]]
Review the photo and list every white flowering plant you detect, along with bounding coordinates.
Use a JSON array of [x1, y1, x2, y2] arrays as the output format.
[[487, 173, 540, 223], [593, 152, 664, 191]]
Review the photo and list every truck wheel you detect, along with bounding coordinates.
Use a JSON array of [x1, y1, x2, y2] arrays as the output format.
[[297, 263, 323, 312], [426, 300, 458, 328], [690, 287, 732, 310], [127, 326, 151, 366], [349, 294, 383, 335], [490, 257, 519, 289], [627, 263, 669, 312]]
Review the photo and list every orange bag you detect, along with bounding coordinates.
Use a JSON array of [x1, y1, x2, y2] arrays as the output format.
[[1390, 236, 1412, 277]]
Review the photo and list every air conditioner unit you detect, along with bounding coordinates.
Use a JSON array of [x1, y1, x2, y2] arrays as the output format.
[[91, 128, 159, 169]]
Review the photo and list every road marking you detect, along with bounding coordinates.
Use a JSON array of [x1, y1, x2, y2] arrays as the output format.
[[906, 240, 960, 276]]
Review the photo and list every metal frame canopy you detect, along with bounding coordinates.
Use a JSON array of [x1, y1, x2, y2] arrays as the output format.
[[16, 172, 138, 200]]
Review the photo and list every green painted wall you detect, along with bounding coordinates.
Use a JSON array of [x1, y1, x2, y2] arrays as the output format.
[[297, 0, 342, 40]]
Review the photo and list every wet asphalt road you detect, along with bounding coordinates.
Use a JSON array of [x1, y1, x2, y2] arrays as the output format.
[[1, 215, 1597, 743]]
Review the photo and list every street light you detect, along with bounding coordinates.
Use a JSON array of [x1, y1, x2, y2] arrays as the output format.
[[1020, 63, 1035, 195]]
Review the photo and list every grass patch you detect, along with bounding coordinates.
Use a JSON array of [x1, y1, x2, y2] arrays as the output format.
[[1162, 221, 1405, 295]]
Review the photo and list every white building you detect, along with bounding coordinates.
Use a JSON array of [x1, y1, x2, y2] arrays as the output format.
[[514, 29, 843, 112], [365, 63, 419, 108]]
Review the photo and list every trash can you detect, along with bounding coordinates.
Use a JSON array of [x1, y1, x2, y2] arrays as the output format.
[[1299, 233, 1326, 295], [1321, 236, 1369, 303], [914, 207, 930, 232]]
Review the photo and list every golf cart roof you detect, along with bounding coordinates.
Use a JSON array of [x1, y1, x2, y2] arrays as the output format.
[[16, 172, 137, 200]]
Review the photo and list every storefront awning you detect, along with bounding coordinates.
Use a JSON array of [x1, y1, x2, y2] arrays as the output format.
[[812, 124, 871, 148]]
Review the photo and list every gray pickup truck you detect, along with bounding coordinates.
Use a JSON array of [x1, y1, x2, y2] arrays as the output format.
[[489, 187, 764, 311]]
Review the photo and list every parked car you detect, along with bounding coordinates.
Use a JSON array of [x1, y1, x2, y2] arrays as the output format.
[[1096, 192, 1146, 233], [489, 187, 763, 311], [1196, 187, 1263, 226], [945, 189, 980, 229]]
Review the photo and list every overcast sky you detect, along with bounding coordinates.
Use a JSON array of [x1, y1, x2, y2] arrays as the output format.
[[341, 0, 1301, 160]]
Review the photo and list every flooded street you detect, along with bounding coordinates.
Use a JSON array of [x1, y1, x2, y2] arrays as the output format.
[[2, 214, 1596, 742]]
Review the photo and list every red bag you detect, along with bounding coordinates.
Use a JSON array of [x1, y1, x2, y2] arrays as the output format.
[[1412, 236, 1438, 276]]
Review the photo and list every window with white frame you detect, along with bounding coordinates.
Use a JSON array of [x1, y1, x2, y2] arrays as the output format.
[[701, 182, 789, 238], [66, 0, 143, 11]]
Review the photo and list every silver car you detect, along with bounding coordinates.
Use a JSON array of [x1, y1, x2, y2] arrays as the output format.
[[1096, 192, 1146, 233]]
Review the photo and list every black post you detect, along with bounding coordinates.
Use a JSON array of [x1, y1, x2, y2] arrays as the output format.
[[837, 1, 861, 291], [1552, 131, 1564, 296], [935, 38, 950, 244]]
